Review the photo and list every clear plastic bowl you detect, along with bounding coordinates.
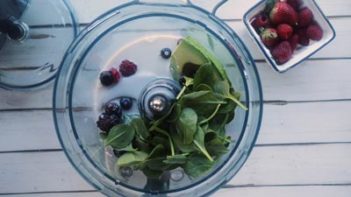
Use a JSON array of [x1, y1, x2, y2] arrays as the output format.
[[53, 1, 263, 196], [0, 0, 77, 89]]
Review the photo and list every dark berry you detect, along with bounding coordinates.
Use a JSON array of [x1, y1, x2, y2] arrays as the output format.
[[161, 48, 172, 59], [100, 68, 120, 86], [96, 113, 113, 132], [105, 102, 122, 117], [120, 97, 133, 110], [110, 114, 121, 126], [100, 71, 114, 86], [119, 60, 137, 77], [110, 68, 121, 83]]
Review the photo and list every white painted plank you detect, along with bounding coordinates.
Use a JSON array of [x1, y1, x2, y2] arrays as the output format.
[[259, 59, 351, 101], [0, 152, 93, 193], [258, 101, 351, 145], [229, 144, 351, 186], [2, 193, 103, 197], [1, 58, 350, 110], [0, 144, 350, 193], [0, 110, 59, 152], [216, 186, 351, 197], [1, 101, 350, 152], [3, 186, 351, 197], [68, 0, 351, 23]]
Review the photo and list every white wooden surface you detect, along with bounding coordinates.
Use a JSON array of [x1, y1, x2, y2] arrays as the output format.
[[0, 0, 350, 196]]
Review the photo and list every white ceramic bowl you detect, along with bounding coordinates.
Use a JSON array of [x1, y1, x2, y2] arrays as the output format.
[[244, 0, 336, 73]]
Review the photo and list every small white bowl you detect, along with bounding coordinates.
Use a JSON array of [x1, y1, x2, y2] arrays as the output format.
[[243, 0, 336, 73]]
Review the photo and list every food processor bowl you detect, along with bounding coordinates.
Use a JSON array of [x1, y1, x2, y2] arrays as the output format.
[[53, 0, 263, 196]]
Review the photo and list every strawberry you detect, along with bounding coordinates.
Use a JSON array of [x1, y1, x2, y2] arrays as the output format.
[[270, 2, 298, 26], [252, 14, 270, 29], [277, 24, 294, 40], [298, 7, 314, 27], [286, 0, 302, 10], [260, 28, 279, 47], [272, 41, 293, 65], [307, 24, 323, 41], [289, 34, 299, 50], [297, 28, 310, 46]]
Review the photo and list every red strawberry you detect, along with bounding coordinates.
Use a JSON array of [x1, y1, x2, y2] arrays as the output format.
[[260, 28, 279, 47], [286, 0, 302, 10], [297, 28, 310, 46], [307, 24, 323, 41], [277, 24, 294, 40], [289, 34, 299, 50], [270, 2, 298, 26], [298, 7, 314, 27], [272, 41, 293, 65], [252, 14, 270, 29]]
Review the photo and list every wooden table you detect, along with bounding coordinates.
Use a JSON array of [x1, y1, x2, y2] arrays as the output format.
[[0, 0, 350, 196]]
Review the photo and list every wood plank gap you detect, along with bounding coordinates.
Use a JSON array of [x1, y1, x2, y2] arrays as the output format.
[[265, 99, 351, 106], [0, 149, 62, 154], [223, 183, 351, 189], [3, 142, 351, 155], [0, 190, 98, 196]]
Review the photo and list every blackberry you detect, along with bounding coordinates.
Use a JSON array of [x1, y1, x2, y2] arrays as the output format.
[[105, 102, 122, 117], [120, 97, 133, 110], [119, 60, 137, 77], [96, 113, 113, 132], [99, 68, 120, 86], [110, 114, 122, 126], [160, 48, 172, 59]]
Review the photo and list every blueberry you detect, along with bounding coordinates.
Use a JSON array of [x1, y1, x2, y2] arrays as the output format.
[[161, 48, 172, 59], [120, 97, 133, 110], [105, 102, 122, 117], [100, 71, 114, 86]]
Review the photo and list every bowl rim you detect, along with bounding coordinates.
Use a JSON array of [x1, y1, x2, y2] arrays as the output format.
[[243, 0, 336, 73]]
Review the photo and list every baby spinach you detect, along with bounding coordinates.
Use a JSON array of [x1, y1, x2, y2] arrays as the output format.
[[176, 108, 198, 145], [105, 124, 135, 149], [101, 36, 247, 180]]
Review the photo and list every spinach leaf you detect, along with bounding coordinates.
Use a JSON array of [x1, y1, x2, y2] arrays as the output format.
[[116, 151, 148, 167], [193, 126, 213, 161], [205, 132, 230, 159], [163, 154, 188, 164], [171, 129, 196, 153], [105, 124, 135, 149], [183, 154, 214, 178], [193, 63, 221, 90], [131, 118, 149, 140], [176, 108, 198, 145]]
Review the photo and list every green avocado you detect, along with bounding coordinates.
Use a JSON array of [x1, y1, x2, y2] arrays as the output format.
[[170, 36, 228, 81]]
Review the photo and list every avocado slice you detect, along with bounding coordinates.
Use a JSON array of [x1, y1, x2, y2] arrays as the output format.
[[170, 38, 210, 80], [170, 36, 229, 81]]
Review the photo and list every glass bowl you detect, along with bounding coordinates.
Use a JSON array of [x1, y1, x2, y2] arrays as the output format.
[[0, 0, 78, 89], [53, 0, 263, 196]]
